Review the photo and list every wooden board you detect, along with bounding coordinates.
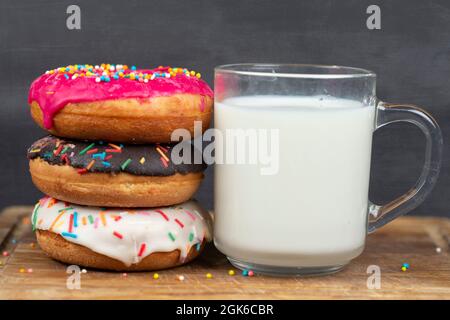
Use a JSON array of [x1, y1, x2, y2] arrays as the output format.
[[0, 206, 449, 300]]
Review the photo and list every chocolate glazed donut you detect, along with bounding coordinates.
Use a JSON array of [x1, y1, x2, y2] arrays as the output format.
[[28, 136, 207, 207]]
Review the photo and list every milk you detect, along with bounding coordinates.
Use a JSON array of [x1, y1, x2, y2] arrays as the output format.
[[214, 96, 375, 267]]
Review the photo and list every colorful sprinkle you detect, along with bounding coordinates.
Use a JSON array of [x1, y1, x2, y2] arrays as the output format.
[[79, 143, 95, 155], [140, 157, 145, 164], [189, 232, 194, 242], [228, 270, 235, 276], [168, 232, 176, 241], [77, 168, 88, 175], [177, 275, 185, 281], [155, 209, 169, 221], [113, 231, 123, 239], [53, 144, 63, 156], [206, 273, 213, 279], [49, 210, 67, 231], [138, 243, 146, 257], [153, 273, 159, 280], [184, 210, 196, 221], [73, 211, 78, 228], [160, 157, 169, 168], [156, 147, 170, 163], [175, 218, 184, 228], [100, 211, 107, 226], [120, 158, 132, 170], [61, 232, 77, 239], [86, 160, 95, 170], [2, 251, 9, 257], [68, 213, 74, 233], [86, 148, 99, 155], [108, 143, 122, 150], [102, 161, 111, 167], [105, 148, 122, 153]]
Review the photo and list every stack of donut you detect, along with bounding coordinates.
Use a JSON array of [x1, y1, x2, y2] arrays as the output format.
[[27, 64, 213, 271]]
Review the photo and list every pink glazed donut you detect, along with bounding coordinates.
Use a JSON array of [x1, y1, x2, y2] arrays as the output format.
[[28, 64, 213, 143]]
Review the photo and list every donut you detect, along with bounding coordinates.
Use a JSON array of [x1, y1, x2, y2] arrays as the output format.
[[28, 64, 213, 143], [32, 197, 212, 271], [28, 135, 206, 207]]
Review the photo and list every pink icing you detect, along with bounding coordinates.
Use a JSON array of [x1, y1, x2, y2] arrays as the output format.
[[28, 66, 213, 129]]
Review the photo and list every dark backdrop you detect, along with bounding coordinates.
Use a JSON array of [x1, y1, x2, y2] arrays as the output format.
[[0, 0, 449, 217]]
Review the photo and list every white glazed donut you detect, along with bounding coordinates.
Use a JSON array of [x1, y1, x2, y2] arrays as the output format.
[[32, 196, 212, 271]]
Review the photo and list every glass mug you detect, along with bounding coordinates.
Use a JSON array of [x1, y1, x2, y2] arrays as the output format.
[[213, 64, 442, 276]]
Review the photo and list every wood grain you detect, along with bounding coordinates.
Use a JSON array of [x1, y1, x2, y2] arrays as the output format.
[[0, 206, 449, 300]]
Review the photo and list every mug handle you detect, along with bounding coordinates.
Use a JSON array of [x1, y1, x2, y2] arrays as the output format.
[[368, 101, 443, 233]]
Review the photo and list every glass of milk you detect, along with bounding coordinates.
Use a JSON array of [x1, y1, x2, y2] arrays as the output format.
[[213, 64, 442, 276]]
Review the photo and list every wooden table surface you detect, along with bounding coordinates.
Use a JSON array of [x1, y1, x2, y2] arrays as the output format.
[[0, 206, 449, 300]]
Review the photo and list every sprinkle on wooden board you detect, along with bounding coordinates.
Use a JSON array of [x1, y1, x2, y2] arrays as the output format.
[[140, 157, 145, 164]]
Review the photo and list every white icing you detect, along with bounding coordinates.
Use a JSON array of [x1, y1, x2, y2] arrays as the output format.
[[32, 197, 212, 266]]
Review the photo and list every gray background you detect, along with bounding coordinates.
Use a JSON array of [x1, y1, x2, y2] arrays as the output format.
[[0, 0, 448, 217]]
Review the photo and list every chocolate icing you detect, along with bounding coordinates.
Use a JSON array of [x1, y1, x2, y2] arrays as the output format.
[[28, 135, 206, 176]]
